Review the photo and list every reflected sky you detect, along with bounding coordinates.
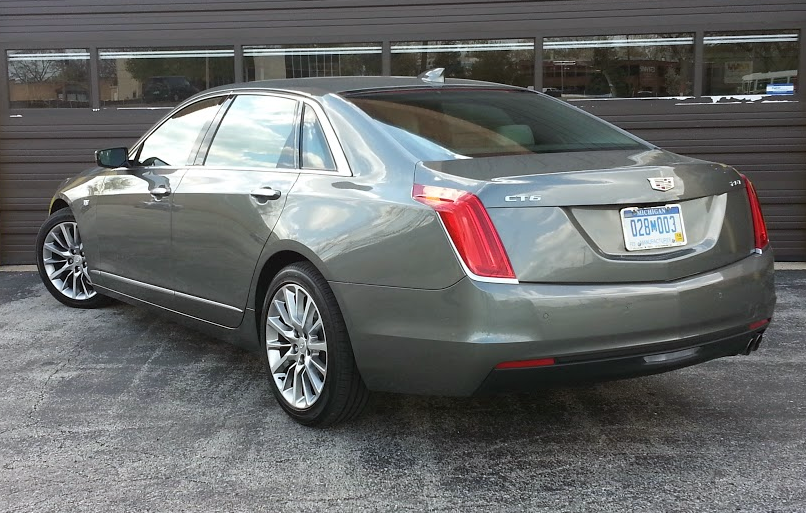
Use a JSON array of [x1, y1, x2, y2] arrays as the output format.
[[205, 95, 297, 169]]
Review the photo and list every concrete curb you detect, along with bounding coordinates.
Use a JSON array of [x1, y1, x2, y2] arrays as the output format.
[[0, 265, 37, 272]]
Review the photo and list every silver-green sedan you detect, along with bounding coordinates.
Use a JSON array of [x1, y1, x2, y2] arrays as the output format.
[[36, 72, 776, 426]]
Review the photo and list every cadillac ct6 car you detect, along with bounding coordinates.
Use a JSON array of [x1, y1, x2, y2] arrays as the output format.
[[36, 70, 776, 426]]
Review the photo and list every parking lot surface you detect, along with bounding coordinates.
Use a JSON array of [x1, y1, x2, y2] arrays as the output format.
[[0, 270, 804, 512]]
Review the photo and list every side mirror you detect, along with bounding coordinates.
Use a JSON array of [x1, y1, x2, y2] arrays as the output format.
[[95, 147, 130, 168]]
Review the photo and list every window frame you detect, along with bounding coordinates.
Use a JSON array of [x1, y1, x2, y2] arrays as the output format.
[[541, 33, 697, 100], [201, 93, 302, 171], [129, 93, 230, 166], [191, 90, 352, 176], [701, 29, 801, 97], [5, 48, 93, 109]]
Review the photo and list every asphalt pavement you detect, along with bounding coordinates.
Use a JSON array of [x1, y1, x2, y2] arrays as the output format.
[[0, 270, 804, 512]]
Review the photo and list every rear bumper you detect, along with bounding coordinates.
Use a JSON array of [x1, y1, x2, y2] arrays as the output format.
[[475, 325, 767, 395], [331, 252, 775, 396]]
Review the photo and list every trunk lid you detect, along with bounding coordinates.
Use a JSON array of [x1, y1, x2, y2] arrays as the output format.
[[416, 149, 755, 283]]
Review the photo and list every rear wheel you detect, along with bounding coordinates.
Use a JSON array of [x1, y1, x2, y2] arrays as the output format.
[[260, 262, 368, 426], [35, 209, 111, 309]]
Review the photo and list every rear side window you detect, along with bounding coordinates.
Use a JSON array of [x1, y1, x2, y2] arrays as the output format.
[[347, 89, 648, 158], [205, 95, 298, 169], [300, 106, 336, 171], [137, 97, 223, 166]]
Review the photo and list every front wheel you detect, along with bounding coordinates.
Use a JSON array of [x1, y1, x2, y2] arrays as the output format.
[[35, 209, 111, 309], [261, 262, 368, 427]]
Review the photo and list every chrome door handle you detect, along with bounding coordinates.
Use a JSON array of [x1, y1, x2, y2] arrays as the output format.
[[250, 187, 281, 201], [149, 185, 170, 198]]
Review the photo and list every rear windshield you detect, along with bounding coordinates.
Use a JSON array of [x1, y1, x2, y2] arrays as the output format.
[[345, 88, 648, 159]]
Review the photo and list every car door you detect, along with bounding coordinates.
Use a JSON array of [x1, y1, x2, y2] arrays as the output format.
[[169, 93, 302, 327], [94, 96, 225, 307]]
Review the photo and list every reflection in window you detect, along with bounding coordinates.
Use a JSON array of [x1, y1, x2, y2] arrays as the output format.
[[704, 31, 799, 96], [205, 95, 298, 169], [244, 44, 382, 81], [301, 106, 336, 170], [138, 97, 224, 167], [348, 89, 646, 158], [391, 40, 534, 87], [99, 48, 235, 107], [543, 35, 694, 99], [7, 49, 90, 108]]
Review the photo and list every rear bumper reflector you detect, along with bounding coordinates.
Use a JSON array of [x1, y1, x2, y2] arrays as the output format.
[[495, 358, 556, 370], [748, 318, 771, 330]]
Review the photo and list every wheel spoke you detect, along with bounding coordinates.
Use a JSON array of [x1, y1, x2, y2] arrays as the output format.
[[267, 315, 295, 340], [301, 297, 312, 330], [59, 224, 75, 248], [273, 299, 294, 330], [309, 354, 326, 375], [44, 242, 71, 258], [302, 370, 317, 405], [309, 318, 323, 338], [307, 339, 327, 352], [80, 274, 90, 298], [48, 262, 70, 279], [269, 350, 293, 373], [49, 230, 67, 250], [71, 273, 78, 299], [292, 363, 304, 406], [283, 288, 298, 327], [295, 288, 306, 325], [305, 360, 325, 393]]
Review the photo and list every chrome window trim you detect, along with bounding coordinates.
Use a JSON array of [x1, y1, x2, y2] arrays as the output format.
[[187, 89, 353, 177], [128, 88, 353, 176], [127, 92, 232, 163]]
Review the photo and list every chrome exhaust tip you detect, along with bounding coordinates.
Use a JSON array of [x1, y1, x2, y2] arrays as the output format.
[[743, 332, 765, 355]]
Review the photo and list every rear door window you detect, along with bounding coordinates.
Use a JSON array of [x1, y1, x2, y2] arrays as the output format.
[[205, 94, 299, 169]]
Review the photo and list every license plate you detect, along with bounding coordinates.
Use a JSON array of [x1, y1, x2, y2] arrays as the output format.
[[620, 204, 687, 251]]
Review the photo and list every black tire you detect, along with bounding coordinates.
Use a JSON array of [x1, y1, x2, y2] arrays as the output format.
[[260, 261, 368, 427], [35, 209, 112, 309]]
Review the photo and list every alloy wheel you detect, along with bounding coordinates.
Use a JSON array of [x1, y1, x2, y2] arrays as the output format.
[[41, 221, 96, 300], [265, 283, 328, 409]]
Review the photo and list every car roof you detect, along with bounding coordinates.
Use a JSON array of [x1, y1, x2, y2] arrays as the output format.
[[204, 76, 523, 98]]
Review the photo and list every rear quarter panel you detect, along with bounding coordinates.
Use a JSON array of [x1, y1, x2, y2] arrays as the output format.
[[266, 93, 464, 290]]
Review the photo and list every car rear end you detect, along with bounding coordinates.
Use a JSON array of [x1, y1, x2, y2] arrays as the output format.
[[338, 85, 775, 396]]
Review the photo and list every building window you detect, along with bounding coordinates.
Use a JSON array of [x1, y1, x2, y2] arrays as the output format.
[[244, 44, 382, 81], [99, 48, 235, 108], [704, 31, 799, 96], [390, 39, 535, 87], [7, 49, 90, 108], [543, 35, 694, 99]]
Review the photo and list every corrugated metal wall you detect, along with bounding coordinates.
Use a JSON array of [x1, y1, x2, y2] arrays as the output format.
[[1, 0, 805, 263]]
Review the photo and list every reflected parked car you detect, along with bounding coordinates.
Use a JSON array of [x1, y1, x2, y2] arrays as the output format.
[[36, 70, 775, 426], [142, 76, 198, 103]]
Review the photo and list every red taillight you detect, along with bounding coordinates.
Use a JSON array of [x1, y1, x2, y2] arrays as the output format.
[[495, 358, 556, 369], [412, 184, 516, 279], [748, 318, 770, 331], [740, 174, 769, 250]]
